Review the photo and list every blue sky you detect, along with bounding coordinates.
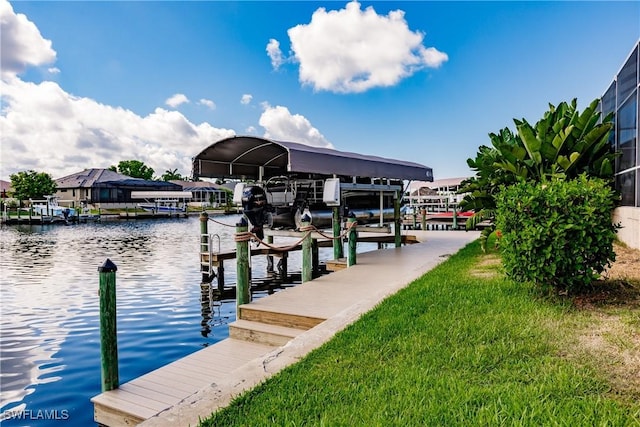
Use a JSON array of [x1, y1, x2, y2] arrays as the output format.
[[1, 1, 639, 182]]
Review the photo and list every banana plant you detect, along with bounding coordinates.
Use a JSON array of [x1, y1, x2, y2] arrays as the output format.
[[459, 98, 617, 252]]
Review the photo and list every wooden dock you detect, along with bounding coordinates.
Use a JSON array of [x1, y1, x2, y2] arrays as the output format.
[[92, 230, 480, 426]]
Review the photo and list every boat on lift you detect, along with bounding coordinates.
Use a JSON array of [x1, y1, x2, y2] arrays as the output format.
[[192, 135, 434, 237], [31, 196, 76, 222]]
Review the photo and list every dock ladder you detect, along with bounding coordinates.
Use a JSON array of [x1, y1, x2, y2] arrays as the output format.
[[200, 233, 221, 283]]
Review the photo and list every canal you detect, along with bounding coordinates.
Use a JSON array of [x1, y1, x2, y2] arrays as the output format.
[[0, 215, 361, 426]]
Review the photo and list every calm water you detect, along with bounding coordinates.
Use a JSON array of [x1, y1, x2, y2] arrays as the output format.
[[0, 215, 346, 426]]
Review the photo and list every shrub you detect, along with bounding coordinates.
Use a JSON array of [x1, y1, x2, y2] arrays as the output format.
[[495, 175, 618, 294]]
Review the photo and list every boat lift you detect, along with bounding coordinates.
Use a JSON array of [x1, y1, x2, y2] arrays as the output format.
[[192, 135, 433, 238]]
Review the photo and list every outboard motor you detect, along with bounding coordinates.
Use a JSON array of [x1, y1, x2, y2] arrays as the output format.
[[241, 185, 273, 240]]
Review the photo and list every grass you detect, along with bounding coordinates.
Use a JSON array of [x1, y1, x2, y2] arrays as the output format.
[[200, 240, 640, 426]]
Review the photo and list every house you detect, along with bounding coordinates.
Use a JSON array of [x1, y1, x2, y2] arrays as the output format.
[[405, 177, 469, 205], [55, 168, 182, 209]]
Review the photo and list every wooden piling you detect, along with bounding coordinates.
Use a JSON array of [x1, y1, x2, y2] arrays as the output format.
[[452, 206, 458, 230], [301, 220, 313, 282], [200, 212, 209, 252], [217, 262, 225, 293], [394, 192, 401, 248], [312, 239, 319, 274], [421, 208, 426, 231], [347, 217, 357, 267], [236, 220, 251, 307], [266, 235, 274, 274], [98, 259, 119, 392], [332, 206, 344, 260]]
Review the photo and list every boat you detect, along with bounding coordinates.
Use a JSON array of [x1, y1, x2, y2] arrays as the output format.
[[137, 199, 187, 214], [31, 196, 76, 222], [193, 136, 434, 237], [131, 191, 192, 215]]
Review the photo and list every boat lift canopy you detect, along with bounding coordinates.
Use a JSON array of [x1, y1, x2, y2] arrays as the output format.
[[192, 136, 433, 182]]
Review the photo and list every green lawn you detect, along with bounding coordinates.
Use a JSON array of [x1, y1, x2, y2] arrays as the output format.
[[200, 240, 639, 426]]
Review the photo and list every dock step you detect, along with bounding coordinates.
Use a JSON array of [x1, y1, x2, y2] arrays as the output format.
[[229, 319, 307, 346], [239, 305, 325, 330], [91, 338, 276, 426], [325, 258, 347, 272]]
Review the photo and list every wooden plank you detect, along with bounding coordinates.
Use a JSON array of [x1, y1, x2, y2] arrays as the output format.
[[137, 368, 210, 390], [92, 388, 167, 415], [141, 364, 212, 387], [94, 402, 146, 427], [229, 319, 305, 346], [167, 358, 246, 378], [179, 350, 256, 369], [131, 377, 193, 399], [131, 371, 200, 394], [119, 383, 181, 406], [239, 306, 325, 329]]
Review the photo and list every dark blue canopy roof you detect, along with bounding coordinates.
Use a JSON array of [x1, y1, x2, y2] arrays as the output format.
[[192, 136, 433, 181]]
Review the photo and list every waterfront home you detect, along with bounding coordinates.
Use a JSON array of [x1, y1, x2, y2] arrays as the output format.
[[54, 168, 182, 209]]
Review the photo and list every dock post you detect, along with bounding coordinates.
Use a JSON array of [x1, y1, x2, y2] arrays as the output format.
[[332, 207, 344, 259], [452, 206, 458, 230], [266, 235, 274, 275], [98, 259, 119, 392], [301, 219, 313, 282], [347, 217, 357, 266], [200, 212, 209, 282], [217, 262, 225, 293], [312, 239, 319, 274], [394, 191, 401, 248], [421, 208, 426, 231], [236, 218, 251, 306]]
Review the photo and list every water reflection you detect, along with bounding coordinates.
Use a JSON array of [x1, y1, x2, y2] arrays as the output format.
[[0, 215, 370, 426], [0, 217, 231, 425]]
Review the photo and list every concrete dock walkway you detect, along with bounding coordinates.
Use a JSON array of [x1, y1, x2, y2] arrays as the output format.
[[96, 230, 479, 426]]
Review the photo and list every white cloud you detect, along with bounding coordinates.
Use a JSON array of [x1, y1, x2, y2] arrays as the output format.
[[0, 2, 332, 182], [198, 98, 216, 109], [48, 67, 61, 75], [0, 78, 235, 180], [165, 93, 190, 108], [266, 38, 284, 70], [259, 103, 333, 149], [240, 94, 253, 105], [283, 0, 448, 93], [0, 0, 57, 79]]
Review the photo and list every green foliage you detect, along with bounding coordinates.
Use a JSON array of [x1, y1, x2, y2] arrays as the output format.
[[495, 175, 619, 294], [459, 99, 617, 251], [110, 160, 155, 180], [160, 168, 186, 182], [10, 170, 57, 200]]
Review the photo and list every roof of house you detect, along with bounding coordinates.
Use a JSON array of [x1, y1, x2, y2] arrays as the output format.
[[56, 168, 181, 190], [192, 136, 433, 182]]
